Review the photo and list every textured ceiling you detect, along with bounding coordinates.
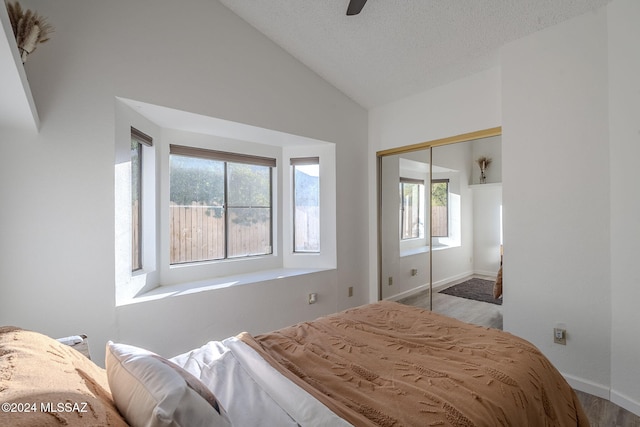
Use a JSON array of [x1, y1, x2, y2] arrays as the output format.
[[218, 0, 611, 109]]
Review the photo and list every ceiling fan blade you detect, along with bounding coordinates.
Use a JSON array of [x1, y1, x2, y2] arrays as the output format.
[[346, 0, 367, 16]]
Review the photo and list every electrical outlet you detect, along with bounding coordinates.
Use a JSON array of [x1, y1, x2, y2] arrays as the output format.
[[411, 268, 418, 276], [554, 328, 566, 345], [308, 293, 318, 304], [348, 286, 353, 297], [388, 277, 393, 286]]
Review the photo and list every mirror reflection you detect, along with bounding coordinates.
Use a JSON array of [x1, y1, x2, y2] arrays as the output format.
[[379, 134, 502, 328]]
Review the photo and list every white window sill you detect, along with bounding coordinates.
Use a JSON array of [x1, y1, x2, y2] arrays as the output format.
[[117, 267, 334, 306], [400, 243, 459, 258]]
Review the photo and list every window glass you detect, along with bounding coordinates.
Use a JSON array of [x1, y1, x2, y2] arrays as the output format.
[[169, 153, 272, 263], [131, 139, 142, 271], [293, 162, 320, 252], [227, 163, 272, 258], [400, 181, 424, 240], [130, 127, 153, 271], [170, 155, 226, 263], [431, 180, 449, 238]]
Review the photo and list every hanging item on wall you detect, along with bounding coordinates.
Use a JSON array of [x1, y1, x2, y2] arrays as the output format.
[[476, 156, 492, 184], [5, 1, 53, 63]]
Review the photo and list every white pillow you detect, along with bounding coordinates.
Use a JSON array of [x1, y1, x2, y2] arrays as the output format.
[[106, 341, 232, 427]]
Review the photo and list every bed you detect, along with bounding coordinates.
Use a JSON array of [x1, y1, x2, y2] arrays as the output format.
[[494, 245, 504, 299], [1, 301, 589, 426]]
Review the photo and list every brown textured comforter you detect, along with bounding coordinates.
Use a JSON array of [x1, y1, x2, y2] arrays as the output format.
[[240, 301, 589, 426]]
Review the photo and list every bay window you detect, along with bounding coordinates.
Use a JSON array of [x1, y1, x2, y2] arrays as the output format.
[[115, 99, 337, 303]]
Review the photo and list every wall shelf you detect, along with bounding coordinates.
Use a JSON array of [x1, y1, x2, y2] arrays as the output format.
[[469, 182, 502, 189], [0, 3, 40, 132]]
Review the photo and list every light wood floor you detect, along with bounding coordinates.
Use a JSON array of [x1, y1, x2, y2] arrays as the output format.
[[398, 284, 503, 330], [575, 390, 640, 427], [398, 282, 640, 427]]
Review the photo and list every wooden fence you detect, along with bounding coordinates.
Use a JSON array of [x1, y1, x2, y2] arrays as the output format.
[[295, 206, 320, 251], [431, 205, 448, 237], [133, 203, 320, 266], [169, 203, 270, 264], [132, 200, 140, 270], [401, 205, 448, 238]]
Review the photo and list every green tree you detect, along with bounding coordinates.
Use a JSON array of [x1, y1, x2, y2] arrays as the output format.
[[431, 182, 447, 207], [169, 156, 272, 224], [170, 155, 224, 217], [227, 163, 271, 225]]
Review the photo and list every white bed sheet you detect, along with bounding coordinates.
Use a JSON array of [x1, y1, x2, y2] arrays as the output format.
[[171, 337, 352, 427]]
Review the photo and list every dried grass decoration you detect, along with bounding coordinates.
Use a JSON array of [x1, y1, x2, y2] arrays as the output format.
[[476, 156, 492, 183], [6, 1, 53, 63]]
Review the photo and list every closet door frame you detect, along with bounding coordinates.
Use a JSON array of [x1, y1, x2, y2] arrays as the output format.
[[376, 126, 502, 306]]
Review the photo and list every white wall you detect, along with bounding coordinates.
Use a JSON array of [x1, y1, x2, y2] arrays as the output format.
[[501, 0, 640, 413], [607, 0, 640, 416], [502, 5, 611, 397], [472, 185, 502, 276], [0, 0, 368, 366], [470, 136, 502, 277]]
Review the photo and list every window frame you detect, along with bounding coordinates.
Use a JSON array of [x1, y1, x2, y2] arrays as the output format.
[[131, 127, 153, 272], [399, 177, 424, 241], [431, 178, 449, 238], [168, 144, 276, 265], [291, 157, 320, 253], [225, 162, 274, 259]]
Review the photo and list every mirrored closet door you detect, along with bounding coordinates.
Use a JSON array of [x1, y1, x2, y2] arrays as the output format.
[[377, 128, 502, 317], [379, 149, 433, 302]]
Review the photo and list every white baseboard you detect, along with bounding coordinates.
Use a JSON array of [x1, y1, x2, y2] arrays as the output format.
[[473, 269, 499, 278], [562, 372, 610, 400], [611, 389, 640, 418], [384, 283, 431, 302], [432, 271, 473, 291], [384, 271, 474, 301], [563, 374, 640, 418]]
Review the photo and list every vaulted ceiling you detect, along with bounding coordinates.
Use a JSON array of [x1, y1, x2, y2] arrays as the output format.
[[218, 0, 611, 109]]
